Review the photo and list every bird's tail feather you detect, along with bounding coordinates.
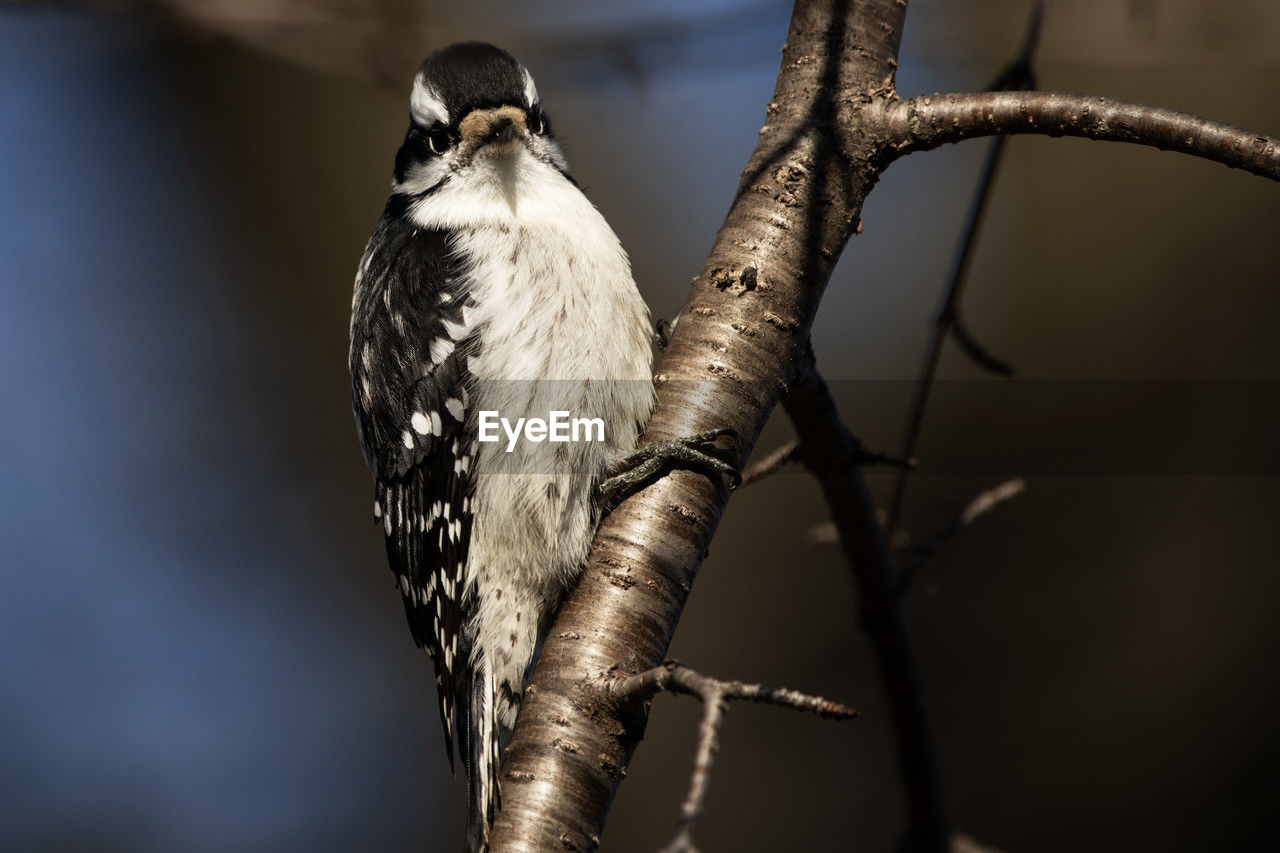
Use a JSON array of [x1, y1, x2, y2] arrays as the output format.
[[463, 663, 501, 852]]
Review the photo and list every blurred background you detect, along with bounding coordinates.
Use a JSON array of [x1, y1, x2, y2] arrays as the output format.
[[1, 0, 1278, 850]]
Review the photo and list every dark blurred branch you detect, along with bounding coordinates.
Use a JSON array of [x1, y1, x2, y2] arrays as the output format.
[[949, 319, 1014, 377], [782, 360, 950, 852], [899, 478, 1027, 594], [882, 0, 1277, 538], [951, 834, 1008, 853], [988, 0, 1042, 92], [807, 521, 840, 547], [884, 2, 1040, 538], [610, 660, 856, 853]]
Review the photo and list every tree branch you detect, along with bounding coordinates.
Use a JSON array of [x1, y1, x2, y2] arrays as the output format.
[[886, 91, 1280, 181], [782, 361, 950, 852], [886, 1, 1038, 538], [899, 478, 1027, 594], [610, 660, 856, 853], [488, 0, 912, 848], [488, 2, 1280, 849], [739, 440, 803, 488], [741, 437, 911, 489]]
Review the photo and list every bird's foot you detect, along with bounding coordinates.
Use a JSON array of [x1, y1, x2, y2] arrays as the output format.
[[655, 318, 675, 350], [600, 428, 741, 509]]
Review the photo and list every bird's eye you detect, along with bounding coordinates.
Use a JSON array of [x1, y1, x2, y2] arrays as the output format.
[[528, 109, 545, 136], [427, 127, 452, 155]]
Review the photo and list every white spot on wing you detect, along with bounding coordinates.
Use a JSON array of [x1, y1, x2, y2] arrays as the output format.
[[429, 336, 455, 364], [411, 411, 431, 435], [402, 430, 414, 449], [430, 410, 442, 435], [445, 398, 464, 421], [442, 318, 467, 341]]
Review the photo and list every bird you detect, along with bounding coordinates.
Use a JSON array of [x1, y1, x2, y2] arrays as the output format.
[[349, 42, 738, 849]]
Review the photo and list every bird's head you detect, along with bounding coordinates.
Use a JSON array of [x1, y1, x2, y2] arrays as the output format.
[[390, 42, 569, 206]]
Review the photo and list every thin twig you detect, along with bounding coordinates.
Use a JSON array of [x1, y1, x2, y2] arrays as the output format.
[[957, 477, 1026, 527], [859, 445, 917, 471], [611, 660, 856, 853], [899, 478, 1027, 593], [884, 2, 1042, 539], [613, 660, 856, 717], [949, 318, 1014, 377], [742, 437, 912, 490], [739, 440, 803, 487]]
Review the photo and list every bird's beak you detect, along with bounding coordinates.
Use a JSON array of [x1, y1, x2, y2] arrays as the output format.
[[458, 105, 529, 151]]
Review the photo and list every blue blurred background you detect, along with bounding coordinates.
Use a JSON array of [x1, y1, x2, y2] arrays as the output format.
[[2, 1, 1278, 850]]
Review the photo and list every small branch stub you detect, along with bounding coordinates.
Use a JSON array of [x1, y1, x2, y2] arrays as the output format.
[[610, 661, 856, 852]]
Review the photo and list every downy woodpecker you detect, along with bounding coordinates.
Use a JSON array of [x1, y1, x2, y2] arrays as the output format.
[[350, 42, 665, 849], [351, 42, 736, 848]]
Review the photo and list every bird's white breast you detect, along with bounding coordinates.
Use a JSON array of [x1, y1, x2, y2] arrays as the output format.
[[408, 148, 654, 423], [409, 147, 654, 642]]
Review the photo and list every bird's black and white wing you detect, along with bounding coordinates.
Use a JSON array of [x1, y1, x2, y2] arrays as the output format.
[[350, 213, 476, 765]]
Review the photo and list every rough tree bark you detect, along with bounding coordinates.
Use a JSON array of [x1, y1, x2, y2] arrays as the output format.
[[488, 1, 1280, 850]]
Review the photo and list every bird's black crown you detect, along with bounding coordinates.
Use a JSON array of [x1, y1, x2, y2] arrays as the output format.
[[418, 42, 535, 124]]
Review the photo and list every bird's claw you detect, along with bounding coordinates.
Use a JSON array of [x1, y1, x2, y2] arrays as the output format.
[[600, 428, 741, 509], [655, 318, 675, 350]]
